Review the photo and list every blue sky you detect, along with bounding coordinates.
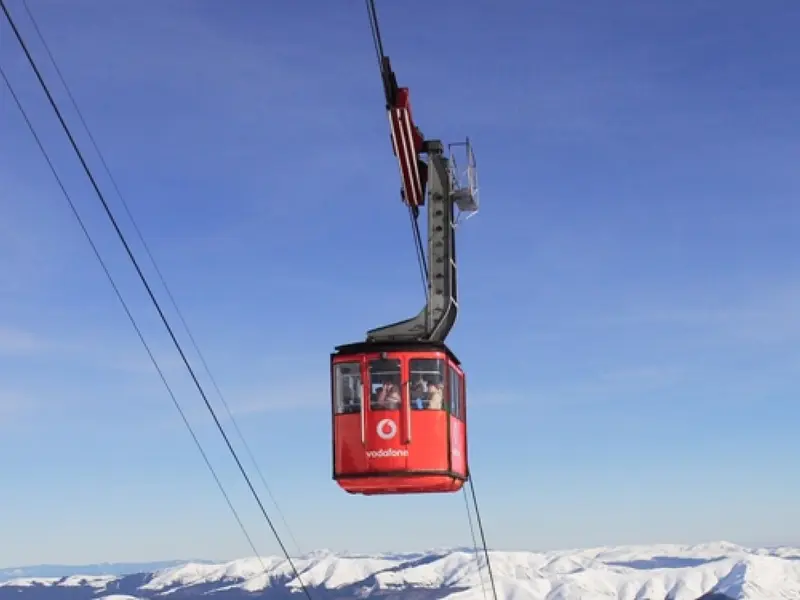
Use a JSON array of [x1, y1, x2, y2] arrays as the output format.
[[1, 0, 799, 567]]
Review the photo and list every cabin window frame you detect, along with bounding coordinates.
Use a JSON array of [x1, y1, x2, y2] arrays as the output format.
[[408, 356, 446, 411], [448, 364, 463, 420], [458, 371, 466, 422], [333, 361, 362, 415], [368, 357, 402, 411]]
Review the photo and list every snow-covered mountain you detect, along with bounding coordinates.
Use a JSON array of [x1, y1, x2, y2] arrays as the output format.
[[1, 542, 799, 600], [0, 562, 211, 583]]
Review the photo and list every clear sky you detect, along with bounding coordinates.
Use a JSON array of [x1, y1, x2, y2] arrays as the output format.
[[1, 0, 799, 567]]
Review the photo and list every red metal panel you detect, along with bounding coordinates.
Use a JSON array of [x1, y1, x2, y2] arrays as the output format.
[[449, 416, 467, 477], [338, 475, 464, 495], [332, 349, 467, 495], [388, 87, 424, 209]]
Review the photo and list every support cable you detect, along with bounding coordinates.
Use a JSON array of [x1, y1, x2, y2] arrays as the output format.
[[467, 474, 498, 600], [18, 0, 303, 558], [0, 3, 312, 597], [0, 64, 268, 576], [367, 8, 493, 600], [462, 488, 489, 600], [366, 0, 429, 304], [408, 204, 429, 301], [365, 0, 386, 74]]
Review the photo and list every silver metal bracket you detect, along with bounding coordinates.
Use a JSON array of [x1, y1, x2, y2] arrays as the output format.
[[366, 138, 479, 344]]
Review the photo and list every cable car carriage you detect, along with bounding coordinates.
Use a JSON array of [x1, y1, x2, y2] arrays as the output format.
[[330, 49, 480, 495], [332, 341, 467, 495]]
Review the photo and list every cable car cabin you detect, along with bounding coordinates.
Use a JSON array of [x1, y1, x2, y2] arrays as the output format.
[[331, 341, 468, 495]]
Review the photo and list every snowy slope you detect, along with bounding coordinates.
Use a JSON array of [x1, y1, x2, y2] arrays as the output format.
[[1, 542, 799, 600], [0, 562, 209, 583]]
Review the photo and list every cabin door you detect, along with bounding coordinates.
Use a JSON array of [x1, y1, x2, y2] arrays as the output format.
[[364, 355, 409, 472]]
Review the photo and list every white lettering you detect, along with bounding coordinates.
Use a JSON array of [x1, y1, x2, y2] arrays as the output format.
[[365, 448, 409, 458]]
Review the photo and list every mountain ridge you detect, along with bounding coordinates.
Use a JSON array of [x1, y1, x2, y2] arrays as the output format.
[[0, 561, 214, 582], [2, 542, 799, 600]]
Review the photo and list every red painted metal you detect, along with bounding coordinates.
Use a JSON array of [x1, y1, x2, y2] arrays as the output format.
[[332, 348, 467, 495]]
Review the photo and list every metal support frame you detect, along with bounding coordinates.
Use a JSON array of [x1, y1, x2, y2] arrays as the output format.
[[449, 137, 480, 223], [366, 140, 459, 343]]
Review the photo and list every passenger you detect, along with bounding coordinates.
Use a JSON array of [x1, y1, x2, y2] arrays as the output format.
[[370, 385, 382, 409], [375, 381, 401, 409], [426, 379, 443, 410], [410, 377, 427, 409]]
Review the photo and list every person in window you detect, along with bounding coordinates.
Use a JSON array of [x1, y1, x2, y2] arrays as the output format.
[[374, 381, 401, 409], [410, 377, 427, 409], [426, 378, 443, 410]]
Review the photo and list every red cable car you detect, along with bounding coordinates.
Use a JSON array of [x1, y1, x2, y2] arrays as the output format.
[[329, 131, 478, 496], [331, 28, 479, 495], [332, 341, 467, 495]]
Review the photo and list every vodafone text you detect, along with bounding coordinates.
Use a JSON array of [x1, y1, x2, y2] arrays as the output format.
[[365, 448, 409, 458], [367, 419, 407, 457]]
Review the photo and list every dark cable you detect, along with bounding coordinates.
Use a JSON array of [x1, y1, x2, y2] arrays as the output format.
[[364, 0, 385, 68], [467, 475, 498, 600], [365, 11, 490, 600], [463, 488, 489, 600], [408, 205, 429, 302], [365, 0, 429, 302], [0, 2, 312, 597], [411, 209, 428, 283], [369, 7, 491, 600], [0, 63, 267, 575], [18, 0, 303, 557]]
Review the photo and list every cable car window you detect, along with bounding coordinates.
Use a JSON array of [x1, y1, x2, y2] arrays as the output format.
[[334, 362, 362, 414], [409, 358, 445, 410], [449, 367, 462, 419], [370, 358, 401, 410], [458, 372, 466, 421]]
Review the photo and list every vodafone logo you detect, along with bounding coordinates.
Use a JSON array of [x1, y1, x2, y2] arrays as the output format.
[[376, 418, 398, 440]]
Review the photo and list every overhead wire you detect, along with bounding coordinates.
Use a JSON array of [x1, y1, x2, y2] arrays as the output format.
[[408, 205, 429, 301], [467, 474, 498, 600], [364, 3, 498, 600], [366, 0, 429, 304], [18, 0, 303, 558], [364, 0, 386, 70], [9, 0, 493, 595], [0, 62, 268, 576], [0, 2, 312, 597], [463, 486, 490, 600]]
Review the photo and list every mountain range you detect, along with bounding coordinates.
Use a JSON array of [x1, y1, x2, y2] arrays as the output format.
[[2, 542, 799, 600]]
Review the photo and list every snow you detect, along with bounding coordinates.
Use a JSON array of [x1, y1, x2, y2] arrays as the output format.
[[2, 541, 800, 599], [139, 558, 284, 591], [58, 575, 116, 588], [0, 578, 60, 587]]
